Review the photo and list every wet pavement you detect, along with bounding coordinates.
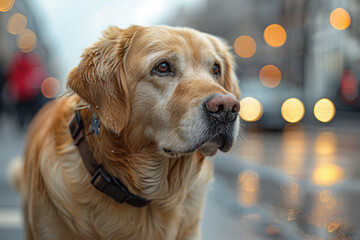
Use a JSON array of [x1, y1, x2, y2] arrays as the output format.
[[209, 123, 360, 240], [0, 115, 359, 240]]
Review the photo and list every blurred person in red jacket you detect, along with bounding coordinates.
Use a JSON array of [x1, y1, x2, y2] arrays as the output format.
[[0, 64, 5, 117], [6, 52, 48, 129]]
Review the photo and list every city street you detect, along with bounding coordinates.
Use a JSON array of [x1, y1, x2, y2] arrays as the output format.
[[1, 0, 360, 239], [0, 115, 359, 239]]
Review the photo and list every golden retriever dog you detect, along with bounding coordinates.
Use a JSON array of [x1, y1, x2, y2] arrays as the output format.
[[10, 25, 241, 240]]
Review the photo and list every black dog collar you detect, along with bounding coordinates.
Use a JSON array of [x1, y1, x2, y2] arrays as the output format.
[[69, 111, 150, 208]]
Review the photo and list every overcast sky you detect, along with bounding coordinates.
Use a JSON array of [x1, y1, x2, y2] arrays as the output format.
[[31, 0, 206, 84]]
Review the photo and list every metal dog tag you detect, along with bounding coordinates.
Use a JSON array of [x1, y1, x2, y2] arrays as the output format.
[[90, 116, 100, 136]]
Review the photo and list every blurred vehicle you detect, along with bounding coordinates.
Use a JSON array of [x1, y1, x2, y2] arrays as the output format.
[[239, 78, 303, 130]]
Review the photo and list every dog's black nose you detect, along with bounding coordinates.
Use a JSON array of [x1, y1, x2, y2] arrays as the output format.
[[205, 94, 240, 124]]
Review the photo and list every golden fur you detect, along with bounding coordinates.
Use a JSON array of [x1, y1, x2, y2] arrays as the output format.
[[12, 25, 240, 240]]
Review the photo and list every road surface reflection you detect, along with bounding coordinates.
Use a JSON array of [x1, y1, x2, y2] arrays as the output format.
[[215, 124, 360, 239]]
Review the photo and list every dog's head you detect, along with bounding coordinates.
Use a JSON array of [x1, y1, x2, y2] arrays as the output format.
[[68, 25, 240, 157]]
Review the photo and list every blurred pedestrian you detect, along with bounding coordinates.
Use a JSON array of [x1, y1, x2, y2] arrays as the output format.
[[5, 52, 47, 129], [0, 64, 5, 117]]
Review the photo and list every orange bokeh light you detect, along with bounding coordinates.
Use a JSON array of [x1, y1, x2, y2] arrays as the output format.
[[237, 170, 259, 207], [7, 13, 27, 35], [0, 0, 14, 12], [16, 29, 37, 53], [330, 8, 351, 30], [314, 98, 336, 123], [259, 65, 281, 88], [312, 163, 343, 186], [239, 97, 263, 122], [41, 77, 60, 98], [281, 98, 305, 123], [263, 24, 287, 48], [234, 35, 256, 58]]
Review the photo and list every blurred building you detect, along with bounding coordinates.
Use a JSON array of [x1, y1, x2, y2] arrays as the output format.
[[167, 0, 360, 119], [304, 0, 360, 110]]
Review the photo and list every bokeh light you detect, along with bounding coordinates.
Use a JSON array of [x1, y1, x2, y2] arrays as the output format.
[[281, 98, 305, 123], [282, 126, 306, 177], [0, 0, 14, 12], [315, 132, 337, 162], [327, 222, 339, 233], [314, 98, 335, 123], [312, 163, 343, 186], [325, 198, 337, 210], [7, 13, 27, 35], [237, 170, 259, 207], [234, 35, 256, 58], [263, 24, 287, 47], [239, 97, 263, 122], [319, 189, 332, 203], [41, 77, 61, 98], [259, 65, 281, 88], [16, 29, 37, 53], [330, 8, 351, 30]]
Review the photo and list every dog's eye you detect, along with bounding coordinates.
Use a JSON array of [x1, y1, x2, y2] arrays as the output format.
[[213, 64, 221, 77], [153, 61, 172, 76], [157, 62, 170, 72]]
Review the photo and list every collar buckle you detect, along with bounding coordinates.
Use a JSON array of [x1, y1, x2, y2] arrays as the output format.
[[91, 166, 129, 204]]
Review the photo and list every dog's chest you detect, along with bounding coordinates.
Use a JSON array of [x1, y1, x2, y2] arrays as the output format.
[[86, 203, 183, 240]]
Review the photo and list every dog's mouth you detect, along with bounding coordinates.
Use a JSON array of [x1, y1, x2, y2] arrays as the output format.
[[162, 133, 233, 157], [197, 133, 234, 156]]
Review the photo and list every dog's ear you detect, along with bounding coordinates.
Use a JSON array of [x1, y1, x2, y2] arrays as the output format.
[[67, 25, 140, 134]]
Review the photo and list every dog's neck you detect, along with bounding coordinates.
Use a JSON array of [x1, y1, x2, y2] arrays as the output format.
[[80, 108, 205, 208]]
